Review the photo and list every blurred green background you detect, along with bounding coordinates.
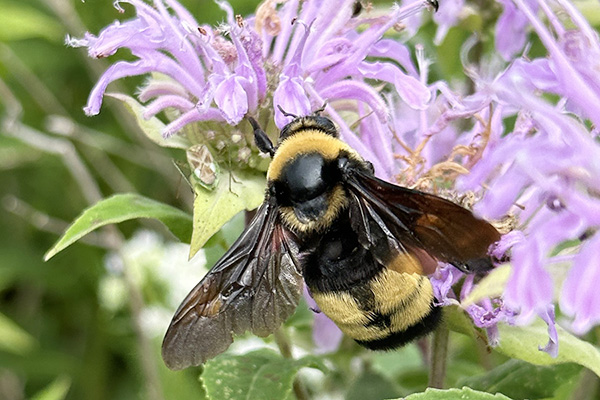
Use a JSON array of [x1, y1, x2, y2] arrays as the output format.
[[0, 1, 260, 399]]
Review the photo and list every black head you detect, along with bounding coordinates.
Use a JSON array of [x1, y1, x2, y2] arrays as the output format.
[[263, 110, 365, 232], [273, 152, 341, 224]]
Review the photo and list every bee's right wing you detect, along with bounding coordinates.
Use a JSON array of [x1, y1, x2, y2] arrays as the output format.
[[161, 200, 303, 370], [344, 169, 500, 274]]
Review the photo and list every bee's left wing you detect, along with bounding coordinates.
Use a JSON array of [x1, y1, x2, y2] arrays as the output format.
[[162, 200, 303, 370], [344, 169, 500, 273]]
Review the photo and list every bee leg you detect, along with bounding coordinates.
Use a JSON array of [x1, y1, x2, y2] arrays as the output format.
[[248, 117, 275, 157]]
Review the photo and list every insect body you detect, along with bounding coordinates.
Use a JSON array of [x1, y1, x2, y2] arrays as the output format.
[[162, 112, 500, 370]]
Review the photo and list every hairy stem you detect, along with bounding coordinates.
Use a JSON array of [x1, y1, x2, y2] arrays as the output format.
[[274, 328, 310, 400], [428, 322, 449, 389]]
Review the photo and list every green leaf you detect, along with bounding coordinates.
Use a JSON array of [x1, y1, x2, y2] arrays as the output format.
[[189, 169, 265, 257], [45, 193, 192, 260], [106, 93, 190, 149], [575, 0, 600, 26], [462, 264, 511, 306], [346, 369, 401, 400], [0, 312, 36, 354], [371, 344, 425, 381], [496, 320, 600, 377], [0, 2, 62, 42], [459, 360, 581, 400], [444, 305, 482, 340], [201, 349, 327, 400], [401, 387, 513, 399], [31, 376, 71, 400]]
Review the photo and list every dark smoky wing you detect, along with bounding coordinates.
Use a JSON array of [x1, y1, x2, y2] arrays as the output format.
[[345, 170, 500, 273], [161, 201, 303, 370]]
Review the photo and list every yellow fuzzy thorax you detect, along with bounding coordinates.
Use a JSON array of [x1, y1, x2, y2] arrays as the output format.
[[266, 129, 361, 181]]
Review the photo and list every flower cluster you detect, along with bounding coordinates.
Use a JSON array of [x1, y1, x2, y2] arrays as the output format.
[[424, 0, 600, 354], [69, 0, 441, 179], [72, 0, 600, 357], [458, 0, 600, 337]]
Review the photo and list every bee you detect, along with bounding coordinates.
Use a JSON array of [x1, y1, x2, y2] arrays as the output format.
[[162, 109, 500, 370]]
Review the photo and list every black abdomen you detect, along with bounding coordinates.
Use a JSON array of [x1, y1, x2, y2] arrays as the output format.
[[301, 214, 440, 349]]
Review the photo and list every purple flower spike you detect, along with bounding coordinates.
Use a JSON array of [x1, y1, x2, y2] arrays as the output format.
[[74, 0, 437, 148], [213, 75, 249, 125], [538, 305, 559, 357], [560, 233, 600, 335], [495, 0, 535, 60]]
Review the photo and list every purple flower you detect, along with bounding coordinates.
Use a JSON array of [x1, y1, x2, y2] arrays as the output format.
[[399, 0, 600, 357], [561, 233, 600, 335], [495, 0, 538, 60], [455, 0, 600, 350], [69, 0, 437, 179]]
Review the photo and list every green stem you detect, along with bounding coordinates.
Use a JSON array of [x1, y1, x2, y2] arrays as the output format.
[[428, 322, 449, 389], [569, 368, 599, 400], [273, 328, 310, 400]]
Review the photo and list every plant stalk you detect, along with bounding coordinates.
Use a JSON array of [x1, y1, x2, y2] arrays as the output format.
[[428, 322, 449, 389], [274, 328, 310, 400]]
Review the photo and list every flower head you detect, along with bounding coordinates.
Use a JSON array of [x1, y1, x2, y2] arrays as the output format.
[[391, 0, 600, 356], [456, 0, 600, 347], [69, 0, 439, 179]]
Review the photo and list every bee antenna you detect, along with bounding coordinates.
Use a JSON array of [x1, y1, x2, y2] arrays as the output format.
[[277, 105, 297, 119], [247, 117, 275, 157], [426, 0, 439, 12], [313, 103, 327, 115]]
